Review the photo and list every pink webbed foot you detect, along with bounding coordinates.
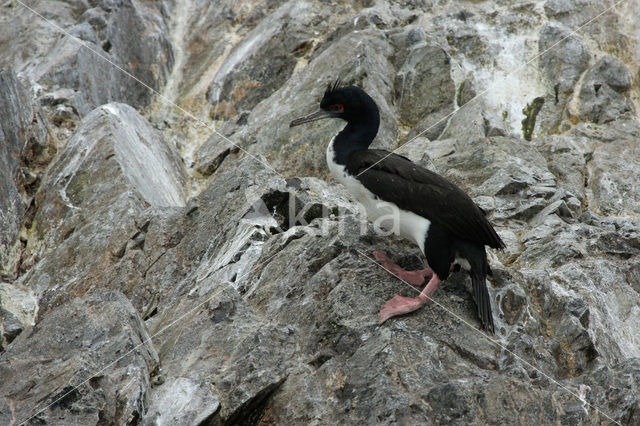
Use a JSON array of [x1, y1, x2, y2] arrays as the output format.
[[373, 250, 432, 286], [378, 274, 442, 324], [379, 294, 428, 324]]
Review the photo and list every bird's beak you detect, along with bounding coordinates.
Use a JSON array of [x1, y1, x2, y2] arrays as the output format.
[[289, 110, 333, 128]]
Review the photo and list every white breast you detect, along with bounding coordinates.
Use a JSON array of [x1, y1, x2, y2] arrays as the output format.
[[326, 138, 431, 254]]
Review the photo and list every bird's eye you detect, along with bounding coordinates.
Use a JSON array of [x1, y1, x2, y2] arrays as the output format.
[[330, 104, 344, 113]]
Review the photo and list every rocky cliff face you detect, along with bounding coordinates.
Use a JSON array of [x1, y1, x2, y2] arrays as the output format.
[[1, 0, 640, 424]]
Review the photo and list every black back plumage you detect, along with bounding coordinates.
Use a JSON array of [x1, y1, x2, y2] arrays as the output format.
[[346, 150, 505, 250]]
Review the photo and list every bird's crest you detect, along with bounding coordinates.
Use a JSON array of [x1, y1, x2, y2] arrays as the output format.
[[325, 78, 342, 97]]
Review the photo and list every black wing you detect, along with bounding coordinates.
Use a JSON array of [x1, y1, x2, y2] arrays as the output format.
[[346, 149, 504, 249]]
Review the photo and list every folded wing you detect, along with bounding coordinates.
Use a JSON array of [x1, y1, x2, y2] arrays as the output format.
[[346, 150, 504, 249]]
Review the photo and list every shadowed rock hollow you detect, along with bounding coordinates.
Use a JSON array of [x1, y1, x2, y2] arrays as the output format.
[[1, 0, 640, 424]]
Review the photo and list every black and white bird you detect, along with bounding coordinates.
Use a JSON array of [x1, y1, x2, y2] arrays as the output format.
[[289, 81, 504, 332]]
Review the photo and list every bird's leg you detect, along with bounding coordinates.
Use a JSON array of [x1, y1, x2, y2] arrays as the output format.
[[373, 250, 432, 286], [378, 274, 442, 324]]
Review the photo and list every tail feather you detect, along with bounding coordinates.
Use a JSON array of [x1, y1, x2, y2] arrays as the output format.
[[471, 269, 494, 334], [455, 239, 495, 333]]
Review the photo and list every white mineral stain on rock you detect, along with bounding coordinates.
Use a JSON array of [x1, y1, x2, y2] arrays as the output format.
[[0, 283, 38, 328], [208, 2, 310, 104], [104, 104, 186, 207], [56, 103, 186, 207], [163, 0, 191, 107], [146, 377, 220, 425], [593, 281, 640, 360], [453, 23, 548, 137]]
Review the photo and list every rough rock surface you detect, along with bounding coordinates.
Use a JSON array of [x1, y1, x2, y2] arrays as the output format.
[[0, 290, 158, 425], [17, 102, 187, 316], [395, 43, 455, 140], [1, 0, 640, 425], [0, 0, 173, 117], [571, 55, 635, 124], [0, 70, 30, 278], [536, 22, 592, 135]]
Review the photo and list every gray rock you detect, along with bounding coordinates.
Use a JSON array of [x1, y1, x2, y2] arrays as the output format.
[[395, 136, 441, 168], [569, 116, 640, 143], [68, 22, 99, 44], [0, 282, 37, 350], [396, 44, 455, 140], [205, 2, 306, 121], [167, 0, 284, 105], [530, 198, 573, 227], [139, 150, 639, 424], [0, 290, 157, 425], [24, 0, 173, 116], [0, 70, 31, 164], [587, 139, 640, 217], [0, 307, 22, 347], [443, 15, 488, 59], [142, 155, 357, 317], [551, 259, 640, 363], [538, 23, 591, 94], [0, 70, 51, 280], [443, 75, 505, 142], [238, 214, 508, 424], [457, 76, 477, 108], [0, 1, 78, 72], [141, 158, 328, 423], [586, 55, 633, 93], [534, 135, 592, 203], [421, 136, 557, 220], [18, 103, 186, 314], [544, 0, 632, 60], [193, 133, 240, 177], [589, 359, 640, 425], [440, 98, 487, 142], [147, 283, 290, 424], [0, 70, 29, 278], [536, 23, 591, 135], [571, 55, 635, 124], [143, 377, 220, 426]]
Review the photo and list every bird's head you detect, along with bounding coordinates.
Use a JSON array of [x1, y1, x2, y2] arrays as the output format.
[[290, 80, 379, 128]]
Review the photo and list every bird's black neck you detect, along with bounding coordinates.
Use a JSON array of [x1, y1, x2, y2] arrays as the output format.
[[331, 121, 378, 166]]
